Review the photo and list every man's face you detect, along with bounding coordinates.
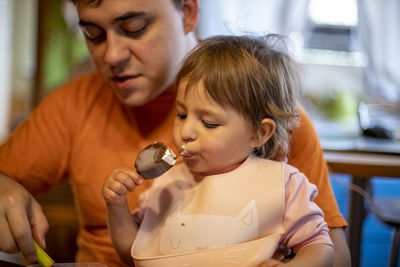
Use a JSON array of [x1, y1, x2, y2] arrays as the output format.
[[77, 0, 196, 107]]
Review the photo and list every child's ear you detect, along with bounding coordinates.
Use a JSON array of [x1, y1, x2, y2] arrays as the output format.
[[251, 118, 276, 148]]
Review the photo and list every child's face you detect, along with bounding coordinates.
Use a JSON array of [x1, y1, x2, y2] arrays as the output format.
[[173, 80, 258, 175]]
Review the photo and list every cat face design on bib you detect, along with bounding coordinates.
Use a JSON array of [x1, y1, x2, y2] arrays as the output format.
[[160, 200, 259, 254]]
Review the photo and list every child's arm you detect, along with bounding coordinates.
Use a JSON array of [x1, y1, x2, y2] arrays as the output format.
[[260, 243, 334, 267], [263, 166, 334, 266], [102, 166, 143, 266]]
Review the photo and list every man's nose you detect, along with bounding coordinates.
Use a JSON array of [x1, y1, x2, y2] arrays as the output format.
[[104, 33, 130, 67]]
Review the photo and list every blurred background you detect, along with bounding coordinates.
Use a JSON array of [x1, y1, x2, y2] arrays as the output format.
[[0, 0, 399, 266], [1, 0, 399, 142]]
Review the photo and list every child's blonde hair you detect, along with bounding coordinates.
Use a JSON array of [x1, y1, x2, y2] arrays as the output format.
[[176, 35, 300, 160]]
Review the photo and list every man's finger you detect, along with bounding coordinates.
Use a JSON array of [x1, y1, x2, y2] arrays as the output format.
[[30, 200, 49, 248], [7, 205, 36, 262], [0, 215, 19, 253]]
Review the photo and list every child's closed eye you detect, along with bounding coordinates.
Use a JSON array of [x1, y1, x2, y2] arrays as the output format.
[[176, 113, 187, 120], [202, 121, 219, 128]]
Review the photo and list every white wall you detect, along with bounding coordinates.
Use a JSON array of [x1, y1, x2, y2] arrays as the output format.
[[0, 0, 13, 143], [12, 0, 37, 105], [0, 0, 37, 143]]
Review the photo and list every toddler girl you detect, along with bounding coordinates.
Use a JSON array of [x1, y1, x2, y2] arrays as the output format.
[[102, 35, 333, 267]]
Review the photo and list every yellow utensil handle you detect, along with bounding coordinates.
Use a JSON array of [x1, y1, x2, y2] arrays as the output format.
[[34, 241, 55, 267]]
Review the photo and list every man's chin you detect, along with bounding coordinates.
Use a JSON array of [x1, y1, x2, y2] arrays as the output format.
[[117, 92, 157, 107], [110, 88, 143, 107], [118, 97, 147, 107], [112, 84, 166, 107]]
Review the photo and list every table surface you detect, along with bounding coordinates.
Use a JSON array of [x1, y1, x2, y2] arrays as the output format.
[[322, 136, 400, 177], [321, 135, 400, 267], [324, 150, 400, 177]]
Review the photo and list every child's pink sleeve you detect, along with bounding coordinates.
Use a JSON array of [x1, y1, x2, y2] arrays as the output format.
[[280, 166, 333, 253]]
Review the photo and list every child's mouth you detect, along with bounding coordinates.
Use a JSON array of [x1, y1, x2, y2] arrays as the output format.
[[181, 146, 195, 158]]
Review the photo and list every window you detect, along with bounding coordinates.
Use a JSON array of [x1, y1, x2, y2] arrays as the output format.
[[302, 0, 364, 67], [308, 0, 358, 27], [198, 0, 365, 67]]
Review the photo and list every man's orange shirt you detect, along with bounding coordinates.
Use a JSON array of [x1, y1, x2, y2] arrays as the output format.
[[0, 72, 346, 267]]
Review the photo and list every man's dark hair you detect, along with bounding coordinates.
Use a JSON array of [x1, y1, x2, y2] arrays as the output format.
[[70, 0, 183, 9]]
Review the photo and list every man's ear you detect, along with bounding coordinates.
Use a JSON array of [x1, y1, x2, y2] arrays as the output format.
[[181, 0, 199, 34], [251, 118, 276, 148]]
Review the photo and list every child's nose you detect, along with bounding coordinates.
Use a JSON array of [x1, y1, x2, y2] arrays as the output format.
[[180, 120, 197, 143]]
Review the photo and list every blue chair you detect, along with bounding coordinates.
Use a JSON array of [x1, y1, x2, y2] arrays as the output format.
[[366, 196, 400, 267]]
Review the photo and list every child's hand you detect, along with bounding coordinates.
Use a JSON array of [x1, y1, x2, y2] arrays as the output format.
[[102, 167, 143, 205]]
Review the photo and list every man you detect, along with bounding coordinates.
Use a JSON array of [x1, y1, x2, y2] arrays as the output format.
[[0, 0, 350, 266]]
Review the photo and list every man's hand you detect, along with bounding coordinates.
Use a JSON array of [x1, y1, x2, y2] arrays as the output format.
[[0, 174, 49, 263]]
